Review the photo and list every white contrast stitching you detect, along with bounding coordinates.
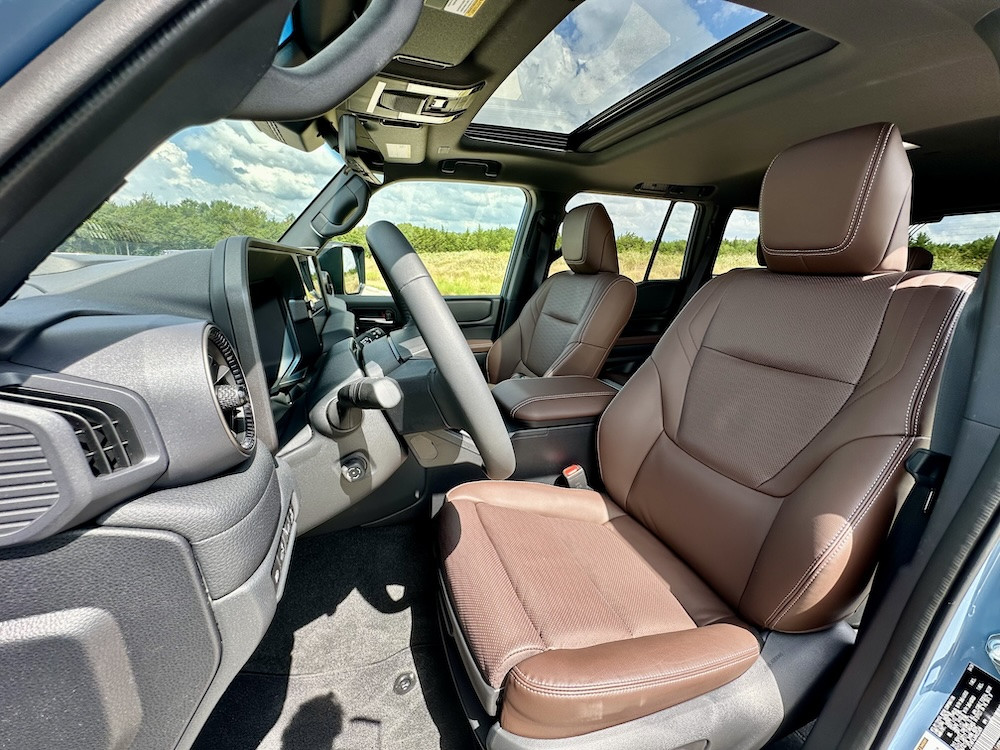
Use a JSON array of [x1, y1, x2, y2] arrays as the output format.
[[760, 124, 893, 257]]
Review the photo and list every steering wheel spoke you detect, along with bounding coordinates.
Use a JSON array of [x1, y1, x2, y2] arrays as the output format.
[[366, 221, 515, 480]]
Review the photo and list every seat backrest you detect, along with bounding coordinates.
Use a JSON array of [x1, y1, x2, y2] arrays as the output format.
[[486, 203, 636, 383], [598, 123, 974, 633]]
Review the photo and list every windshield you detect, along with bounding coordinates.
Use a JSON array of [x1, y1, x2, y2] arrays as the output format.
[[56, 121, 343, 257]]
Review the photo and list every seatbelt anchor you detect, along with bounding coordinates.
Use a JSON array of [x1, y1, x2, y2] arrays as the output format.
[[905, 448, 951, 514]]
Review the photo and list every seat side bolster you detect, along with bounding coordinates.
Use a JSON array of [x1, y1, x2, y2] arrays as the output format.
[[500, 624, 760, 740]]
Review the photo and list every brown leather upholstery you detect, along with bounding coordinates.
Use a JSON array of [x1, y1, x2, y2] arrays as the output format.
[[562, 202, 619, 274], [760, 123, 912, 274], [440, 123, 974, 739], [486, 204, 636, 384], [491, 375, 618, 425], [440, 482, 760, 738]]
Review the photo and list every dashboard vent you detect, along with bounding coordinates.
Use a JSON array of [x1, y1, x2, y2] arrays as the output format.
[[0, 389, 137, 476], [206, 327, 255, 454], [0, 423, 59, 537]]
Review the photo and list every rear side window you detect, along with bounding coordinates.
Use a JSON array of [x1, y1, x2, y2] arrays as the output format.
[[712, 209, 1000, 275], [714, 209, 760, 275], [550, 192, 696, 282], [911, 212, 1000, 273]]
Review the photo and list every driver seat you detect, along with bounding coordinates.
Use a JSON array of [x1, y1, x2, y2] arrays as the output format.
[[486, 202, 637, 384], [438, 123, 975, 746]]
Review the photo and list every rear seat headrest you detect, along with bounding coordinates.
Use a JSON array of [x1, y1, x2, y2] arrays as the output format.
[[907, 245, 934, 271], [760, 123, 911, 275], [563, 203, 619, 275]]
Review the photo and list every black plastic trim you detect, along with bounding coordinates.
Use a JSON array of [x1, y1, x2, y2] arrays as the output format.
[[569, 17, 804, 145]]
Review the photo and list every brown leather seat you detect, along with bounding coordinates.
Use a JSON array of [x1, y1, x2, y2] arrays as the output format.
[[439, 123, 975, 744], [486, 203, 637, 384]]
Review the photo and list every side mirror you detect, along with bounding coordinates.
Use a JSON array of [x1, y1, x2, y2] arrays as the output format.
[[318, 243, 367, 295], [342, 245, 366, 295]]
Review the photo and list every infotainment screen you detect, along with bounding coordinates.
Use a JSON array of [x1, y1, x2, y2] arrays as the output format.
[[249, 279, 299, 388]]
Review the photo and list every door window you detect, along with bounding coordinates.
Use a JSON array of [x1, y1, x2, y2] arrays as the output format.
[[341, 181, 528, 296], [550, 192, 696, 282]]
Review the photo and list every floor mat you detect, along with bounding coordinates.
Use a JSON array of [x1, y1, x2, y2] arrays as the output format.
[[194, 523, 473, 750]]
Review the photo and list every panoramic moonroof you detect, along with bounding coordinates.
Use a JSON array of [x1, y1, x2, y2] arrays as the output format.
[[472, 0, 767, 134]]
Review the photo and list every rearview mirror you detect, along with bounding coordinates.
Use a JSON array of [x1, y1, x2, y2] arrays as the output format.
[[318, 242, 366, 295]]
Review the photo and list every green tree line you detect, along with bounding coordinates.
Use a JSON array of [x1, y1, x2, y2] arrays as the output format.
[[61, 197, 994, 273]]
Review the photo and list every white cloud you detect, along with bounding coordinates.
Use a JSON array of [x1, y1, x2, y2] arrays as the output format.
[[475, 0, 721, 132], [916, 213, 1000, 244], [112, 121, 343, 219], [364, 181, 527, 232], [723, 208, 760, 240], [569, 191, 696, 241]]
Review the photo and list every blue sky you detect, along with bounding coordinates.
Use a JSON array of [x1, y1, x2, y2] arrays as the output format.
[[474, 0, 765, 133]]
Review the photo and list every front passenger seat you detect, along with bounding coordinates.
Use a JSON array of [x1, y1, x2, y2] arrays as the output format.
[[486, 203, 637, 383], [439, 123, 974, 747]]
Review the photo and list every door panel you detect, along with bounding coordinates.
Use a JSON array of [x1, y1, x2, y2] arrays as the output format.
[[345, 296, 402, 334], [603, 279, 684, 382], [446, 295, 501, 367], [447, 297, 495, 324]]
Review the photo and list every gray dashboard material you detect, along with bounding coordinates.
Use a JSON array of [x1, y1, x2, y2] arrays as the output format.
[[0, 526, 221, 750], [101, 448, 282, 598], [9, 315, 252, 486]]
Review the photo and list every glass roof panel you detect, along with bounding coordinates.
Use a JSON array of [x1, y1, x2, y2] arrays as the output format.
[[472, 0, 767, 134]]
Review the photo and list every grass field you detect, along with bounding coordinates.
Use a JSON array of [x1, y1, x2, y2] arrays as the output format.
[[363, 246, 759, 296]]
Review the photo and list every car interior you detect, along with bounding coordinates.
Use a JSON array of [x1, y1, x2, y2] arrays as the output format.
[[5, 1, 1000, 749]]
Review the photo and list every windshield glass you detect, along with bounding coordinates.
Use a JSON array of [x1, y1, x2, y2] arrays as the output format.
[[472, 0, 767, 134], [56, 121, 343, 257]]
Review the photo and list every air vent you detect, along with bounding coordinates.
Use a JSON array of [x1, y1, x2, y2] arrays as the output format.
[[0, 389, 138, 477], [0, 423, 58, 538], [206, 327, 255, 454]]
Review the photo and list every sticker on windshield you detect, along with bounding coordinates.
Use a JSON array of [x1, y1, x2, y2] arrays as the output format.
[[916, 663, 1000, 750], [424, 0, 486, 18]]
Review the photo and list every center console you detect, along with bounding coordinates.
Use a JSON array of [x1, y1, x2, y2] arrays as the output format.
[[492, 375, 619, 482]]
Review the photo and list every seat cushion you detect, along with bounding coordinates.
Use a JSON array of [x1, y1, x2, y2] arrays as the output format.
[[439, 481, 761, 738]]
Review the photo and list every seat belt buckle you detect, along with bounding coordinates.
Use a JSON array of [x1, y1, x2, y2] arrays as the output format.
[[905, 448, 951, 514], [561, 464, 589, 490]]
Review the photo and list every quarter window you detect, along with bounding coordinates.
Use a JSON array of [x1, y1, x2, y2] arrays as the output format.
[[714, 209, 760, 275]]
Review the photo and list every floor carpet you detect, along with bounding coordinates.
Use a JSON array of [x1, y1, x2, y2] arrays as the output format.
[[194, 523, 473, 750]]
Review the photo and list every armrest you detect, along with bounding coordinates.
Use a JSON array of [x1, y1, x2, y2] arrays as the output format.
[[467, 338, 493, 354], [492, 376, 619, 426]]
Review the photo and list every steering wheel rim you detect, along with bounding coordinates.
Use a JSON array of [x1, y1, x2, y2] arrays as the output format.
[[365, 221, 516, 480]]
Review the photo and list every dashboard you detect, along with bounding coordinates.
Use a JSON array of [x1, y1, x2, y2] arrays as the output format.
[[0, 235, 397, 749]]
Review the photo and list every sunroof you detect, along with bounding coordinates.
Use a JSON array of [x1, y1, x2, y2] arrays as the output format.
[[471, 0, 768, 135]]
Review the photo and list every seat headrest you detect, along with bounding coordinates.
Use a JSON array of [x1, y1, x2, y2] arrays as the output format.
[[760, 123, 911, 274], [563, 203, 619, 274], [907, 245, 934, 271]]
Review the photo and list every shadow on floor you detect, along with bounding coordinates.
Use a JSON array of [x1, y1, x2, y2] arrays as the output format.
[[193, 523, 472, 750]]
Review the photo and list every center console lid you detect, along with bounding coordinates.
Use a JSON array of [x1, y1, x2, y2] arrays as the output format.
[[492, 376, 619, 427]]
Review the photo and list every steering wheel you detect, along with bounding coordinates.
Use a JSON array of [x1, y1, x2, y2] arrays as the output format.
[[365, 222, 516, 480]]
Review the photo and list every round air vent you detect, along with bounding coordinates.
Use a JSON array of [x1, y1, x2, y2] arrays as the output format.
[[205, 327, 255, 454]]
